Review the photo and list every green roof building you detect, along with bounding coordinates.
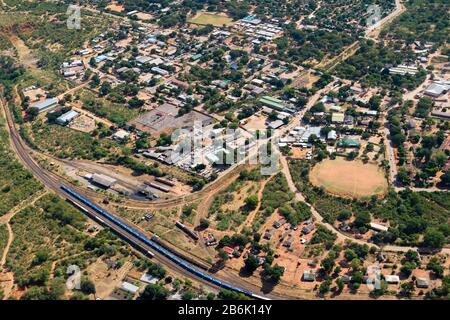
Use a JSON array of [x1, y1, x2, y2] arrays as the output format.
[[337, 137, 360, 148], [259, 96, 288, 112], [190, 53, 203, 61]]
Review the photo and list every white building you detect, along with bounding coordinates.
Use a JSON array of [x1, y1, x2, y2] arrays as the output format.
[[56, 110, 79, 126], [112, 129, 130, 141], [121, 282, 139, 294]]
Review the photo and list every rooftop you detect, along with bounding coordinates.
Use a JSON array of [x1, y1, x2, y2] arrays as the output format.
[[32, 98, 58, 112], [331, 112, 345, 123]]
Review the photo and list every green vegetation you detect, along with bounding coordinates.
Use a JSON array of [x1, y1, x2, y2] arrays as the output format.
[[6, 194, 127, 297], [0, 56, 24, 101], [0, 224, 8, 257], [310, 225, 337, 249], [28, 121, 119, 160], [80, 90, 140, 127], [335, 40, 426, 89], [387, 100, 448, 188], [218, 289, 250, 300], [252, 172, 312, 228], [15, 3, 111, 67], [382, 0, 450, 44], [260, 172, 294, 213], [114, 155, 164, 177], [0, 114, 43, 217], [289, 159, 450, 247], [139, 283, 169, 300], [275, 27, 356, 65], [262, 264, 285, 283], [0, 34, 13, 51], [279, 201, 312, 226], [208, 168, 263, 230]]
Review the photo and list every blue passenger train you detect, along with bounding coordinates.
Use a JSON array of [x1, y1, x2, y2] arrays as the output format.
[[60, 184, 265, 299]]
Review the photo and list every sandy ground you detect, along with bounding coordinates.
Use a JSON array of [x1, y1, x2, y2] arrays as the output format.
[[136, 12, 154, 21], [188, 12, 234, 27], [242, 114, 268, 132], [68, 113, 96, 133], [289, 147, 309, 159], [309, 158, 388, 198], [106, 4, 125, 13], [87, 258, 133, 299]]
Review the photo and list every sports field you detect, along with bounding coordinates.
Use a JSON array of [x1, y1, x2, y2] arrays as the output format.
[[309, 158, 388, 198], [188, 13, 234, 27]]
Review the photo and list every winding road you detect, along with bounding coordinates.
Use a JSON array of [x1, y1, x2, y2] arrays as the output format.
[[0, 96, 292, 299]]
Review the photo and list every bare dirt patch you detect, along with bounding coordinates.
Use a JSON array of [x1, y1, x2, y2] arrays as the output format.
[[309, 158, 388, 198], [289, 147, 309, 159], [242, 114, 268, 132], [106, 4, 125, 13]]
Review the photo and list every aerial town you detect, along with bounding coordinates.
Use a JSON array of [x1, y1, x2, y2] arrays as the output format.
[[0, 0, 449, 303]]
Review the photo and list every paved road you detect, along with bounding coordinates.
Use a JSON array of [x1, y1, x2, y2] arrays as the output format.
[[384, 127, 398, 183], [365, 0, 405, 39]]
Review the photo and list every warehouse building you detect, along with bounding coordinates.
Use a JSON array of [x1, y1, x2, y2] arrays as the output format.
[[56, 110, 80, 126], [90, 173, 117, 188], [424, 82, 450, 98], [32, 98, 59, 113], [259, 96, 293, 113]]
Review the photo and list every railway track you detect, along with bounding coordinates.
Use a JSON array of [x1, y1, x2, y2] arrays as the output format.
[[0, 96, 288, 300]]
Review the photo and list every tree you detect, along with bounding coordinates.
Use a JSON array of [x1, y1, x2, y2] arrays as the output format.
[[397, 167, 412, 186], [338, 210, 352, 222], [320, 257, 335, 274], [244, 253, 260, 273], [199, 218, 210, 229], [399, 282, 415, 297], [32, 250, 49, 266], [336, 277, 345, 293], [27, 107, 39, 121], [89, 57, 97, 67], [135, 136, 150, 149], [404, 250, 420, 264], [181, 290, 196, 300], [347, 151, 358, 160], [218, 289, 249, 300], [422, 228, 445, 249], [157, 133, 172, 146], [129, 97, 145, 109], [140, 284, 169, 300], [319, 280, 331, 294], [20, 286, 53, 300], [244, 195, 258, 210], [90, 74, 100, 88], [147, 263, 167, 279], [391, 133, 406, 147], [262, 264, 284, 283], [344, 249, 358, 262], [400, 261, 416, 277], [414, 97, 433, 118], [218, 249, 229, 262], [80, 278, 96, 295], [310, 102, 325, 113], [353, 211, 371, 228], [427, 257, 444, 278], [99, 81, 111, 96], [439, 171, 450, 188], [372, 280, 388, 297], [368, 95, 382, 111]]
